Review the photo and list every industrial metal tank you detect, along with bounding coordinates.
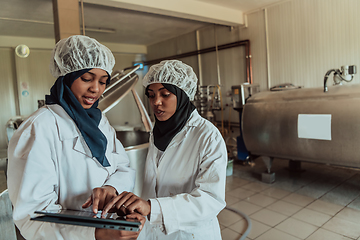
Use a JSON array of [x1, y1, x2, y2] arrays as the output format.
[[99, 65, 152, 196], [242, 84, 360, 169], [115, 131, 149, 196]]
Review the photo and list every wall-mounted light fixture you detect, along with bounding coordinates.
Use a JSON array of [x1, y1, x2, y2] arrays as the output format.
[[15, 44, 30, 58]]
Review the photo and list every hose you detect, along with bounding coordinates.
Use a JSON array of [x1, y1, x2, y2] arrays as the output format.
[[224, 206, 252, 240]]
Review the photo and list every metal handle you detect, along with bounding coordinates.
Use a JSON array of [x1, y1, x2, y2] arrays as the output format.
[[104, 65, 140, 95], [131, 89, 153, 132]]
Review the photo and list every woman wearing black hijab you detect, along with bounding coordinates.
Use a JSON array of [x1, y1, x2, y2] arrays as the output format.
[[102, 60, 228, 240], [7, 35, 145, 240]]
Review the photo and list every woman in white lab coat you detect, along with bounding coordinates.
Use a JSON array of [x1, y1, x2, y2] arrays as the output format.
[[7, 35, 145, 240], [102, 60, 227, 240]]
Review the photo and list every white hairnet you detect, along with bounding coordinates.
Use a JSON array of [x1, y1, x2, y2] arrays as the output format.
[[49, 35, 115, 78], [142, 60, 198, 101]]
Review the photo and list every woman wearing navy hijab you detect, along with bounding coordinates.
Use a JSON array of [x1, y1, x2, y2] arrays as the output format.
[[7, 35, 145, 240]]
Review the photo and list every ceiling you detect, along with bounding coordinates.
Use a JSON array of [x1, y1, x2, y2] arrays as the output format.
[[0, 0, 283, 46]]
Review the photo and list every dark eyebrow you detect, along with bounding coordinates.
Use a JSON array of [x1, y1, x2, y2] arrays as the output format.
[[87, 72, 108, 78], [147, 87, 166, 92]]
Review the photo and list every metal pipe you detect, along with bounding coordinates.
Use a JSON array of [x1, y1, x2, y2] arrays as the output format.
[[214, 26, 221, 86], [264, 8, 271, 90], [143, 39, 253, 85], [80, 0, 85, 35], [323, 69, 336, 92], [131, 89, 153, 132], [196, 30, 203, 86], [143, 40, 251, 65], [104, 65, 140, 94]]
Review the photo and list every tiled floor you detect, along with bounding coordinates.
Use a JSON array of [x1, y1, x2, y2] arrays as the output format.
[[219, 158, 360, 240], [1, 158, 360, 240]]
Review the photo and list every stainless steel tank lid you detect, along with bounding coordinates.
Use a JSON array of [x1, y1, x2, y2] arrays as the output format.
[[98, 65, 140, 114]]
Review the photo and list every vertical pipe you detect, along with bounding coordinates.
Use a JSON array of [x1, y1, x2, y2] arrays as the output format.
[[264, 8, 271, 90], [248, 41, 253, 84], [214, 26, 221, 86], [11, 49, 20, 116], [214, 26, 224, 135], [196, 30, 203, 86], [80, 0, 85, 35], [245, 43, 250, 83]]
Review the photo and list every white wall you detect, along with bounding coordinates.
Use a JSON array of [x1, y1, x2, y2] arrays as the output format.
[[146, 0, 360, 128], [0, 38, 147, 149], [244, 0, 360, 89]]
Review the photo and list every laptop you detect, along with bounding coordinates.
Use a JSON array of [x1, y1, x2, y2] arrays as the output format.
[[31, 209, 141, 232]]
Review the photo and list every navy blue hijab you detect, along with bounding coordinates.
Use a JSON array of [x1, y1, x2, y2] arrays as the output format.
[[45, 69, 111, 167]]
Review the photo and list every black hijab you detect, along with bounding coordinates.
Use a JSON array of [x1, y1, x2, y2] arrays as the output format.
[[45, 69, 111, 167], [146, 83, 196, 151]]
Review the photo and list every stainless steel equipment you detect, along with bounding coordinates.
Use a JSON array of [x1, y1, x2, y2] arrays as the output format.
[[231, 83, 259, 110], [242, 84, 360, 170], [99, 65, 152, 132], [116, 131, 149, 196], [193, 85, 222, 122], [99, 65, 152, 196]]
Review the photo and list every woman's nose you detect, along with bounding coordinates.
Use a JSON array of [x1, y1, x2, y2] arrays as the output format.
[[153, 95, 162, 105], [89, 81, 100, 92]]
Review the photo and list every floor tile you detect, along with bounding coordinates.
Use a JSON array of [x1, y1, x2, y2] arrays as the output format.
[[244, 193, 277, 207], [221, 228, 242, 240], [218, 208, 243, 227], [226, 176, 250, 187], [261, 187, 292, 199], [250, 208, 288, 227], [226, 183, 242, 192], [255, 228, 301, 240], [241, 181, 271, 193], [228, 200, 262, 216], [322, 216, 360, 239], [348, 196, 360, 211], [295, 179, 337, 199], [282, 192, 315, 207], [292, 208, 332, 227], [227, 218, 247, 233], [225, 193, 241, 205], [270, 181, 303, 193], [227, 187, 257, 200], [220, 224, 226, 230], [306, 199, 344, 216], [307, 228, 353, 240], [229, 218, 270, 239], [266, 200, 302, 216], [335, 207, 360, 225], [320, 182, 360, 206], [275, 217, 318, 239]]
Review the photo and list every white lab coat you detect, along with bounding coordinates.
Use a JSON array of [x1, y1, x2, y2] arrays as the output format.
[[138, 110, 227, 240], [7, 104, 135, 240]]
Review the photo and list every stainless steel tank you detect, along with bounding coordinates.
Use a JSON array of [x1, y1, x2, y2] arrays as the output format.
[[242, 84, 360, 168], [99, 66, 153, 196], [116, 131, 149, 196]]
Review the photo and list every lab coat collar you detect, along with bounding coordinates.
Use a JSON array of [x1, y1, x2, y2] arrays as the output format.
[[150, 109, 202, 150], [47, 105, 97, 158]]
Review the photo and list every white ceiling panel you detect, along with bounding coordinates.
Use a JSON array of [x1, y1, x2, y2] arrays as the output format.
[[0, 0, 284, 46]]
